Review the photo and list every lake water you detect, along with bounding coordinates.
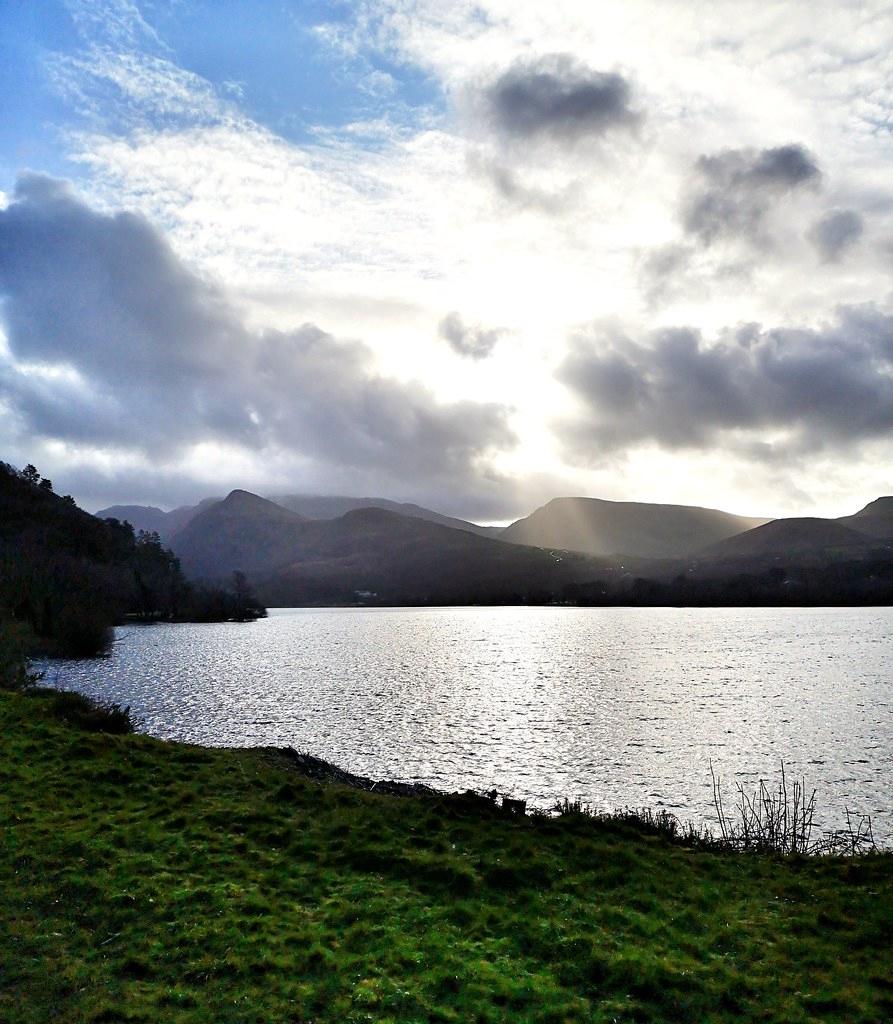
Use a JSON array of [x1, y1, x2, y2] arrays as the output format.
[[38, 606, 893, 842]]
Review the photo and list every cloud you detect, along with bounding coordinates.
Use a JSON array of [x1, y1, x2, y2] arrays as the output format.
[[438, 311, 505, 359], [0, 175, 516, 494], [637, 243, 697, 308], [555, 304, 893, 464], [478, 54, 640, 145], [465, 151, 578, 213], [810, 209, 864, 262], [255, 324, 514, 476], [0, 174, 252, 452], [463, 54, 642, 210], [66, 0, 164, 51], [49, 46, 226, 130], [682, 144, 821, 248]]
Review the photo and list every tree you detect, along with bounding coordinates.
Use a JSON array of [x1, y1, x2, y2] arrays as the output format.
[[231, 571, 265, 621], [132, 530, 188, 618], [22, 464, 40, 486]]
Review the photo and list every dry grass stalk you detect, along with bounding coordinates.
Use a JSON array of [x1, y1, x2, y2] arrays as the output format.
[[553, 764, 878, 857], [710, 761, 877, 856]]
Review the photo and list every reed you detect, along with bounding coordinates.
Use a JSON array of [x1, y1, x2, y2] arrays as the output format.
[[553, 763, 877, 857], [710, 761, 877, 856]]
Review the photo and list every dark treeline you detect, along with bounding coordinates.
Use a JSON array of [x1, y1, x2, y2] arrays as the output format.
[[261, 560, 893, 609], [565, 558, 893, 607], [0, 462, 265, 657]]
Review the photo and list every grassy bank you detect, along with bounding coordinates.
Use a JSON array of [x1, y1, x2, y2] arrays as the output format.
[[2, 689, 891, 1023]]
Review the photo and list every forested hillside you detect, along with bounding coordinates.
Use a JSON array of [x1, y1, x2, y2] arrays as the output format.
[[0, 462, 264, 657]]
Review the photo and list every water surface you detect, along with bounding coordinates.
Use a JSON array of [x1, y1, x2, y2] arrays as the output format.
[[39, 605, 893, 841]]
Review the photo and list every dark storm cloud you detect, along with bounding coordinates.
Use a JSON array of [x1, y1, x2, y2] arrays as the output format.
[[438, 312, 505, 360], [480, 54, 640, 144], [255, 324, 514, 476], [682, 144, 821, 247], [810, 209, 864, 262], [0, 174, 254, 451], [555, 305, 893, 462], [0, 174, 515, 485]]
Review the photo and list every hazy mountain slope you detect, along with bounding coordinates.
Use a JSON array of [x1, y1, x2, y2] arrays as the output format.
[[503, 496, 767, 559], [96, 499, 216, 540], [268, 494, 504, 539], [96, 504, 170, 535], [100, 494, 502, 541], [261, 507, 605, 604], [700, 517, 872, 560], [838, 496, 893, 540], [169, 490, 311, 579]]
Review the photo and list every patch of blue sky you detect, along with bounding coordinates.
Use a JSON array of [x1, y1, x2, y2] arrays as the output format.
[[0, 1, 84, 192], [141, 0, 444, 146], [1, 0, 445, 197]]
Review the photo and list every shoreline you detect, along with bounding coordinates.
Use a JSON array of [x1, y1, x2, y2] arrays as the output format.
[[28, 680, 890, 853]]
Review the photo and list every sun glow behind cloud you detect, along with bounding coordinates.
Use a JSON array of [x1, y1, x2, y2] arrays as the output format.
[[1, 0, 893, 518]]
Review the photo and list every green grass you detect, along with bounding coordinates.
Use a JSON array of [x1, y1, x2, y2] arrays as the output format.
[[1, 689, 891, 1023]]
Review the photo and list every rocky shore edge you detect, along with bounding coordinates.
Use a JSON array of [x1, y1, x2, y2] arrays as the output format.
[[266, 745, 528, 812]]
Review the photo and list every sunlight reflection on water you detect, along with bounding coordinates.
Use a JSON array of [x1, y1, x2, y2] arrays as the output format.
[[37, 605, 893, 841]]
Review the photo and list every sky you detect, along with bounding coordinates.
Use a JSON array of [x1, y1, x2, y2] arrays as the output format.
[[1, 0, 892, 521]]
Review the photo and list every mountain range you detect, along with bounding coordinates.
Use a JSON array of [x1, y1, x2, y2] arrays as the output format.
[[166, 490, 609, 604], [97, 493, 501, 543], [95, 488, 893, 605]]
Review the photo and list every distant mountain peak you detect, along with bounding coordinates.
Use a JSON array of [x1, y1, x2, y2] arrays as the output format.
[[222, 488, 260, 505], [504, 495, 768, 559], [851, 496, 893, 517], [219, 489, 302, 518], [837, 496, 893, 540]]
